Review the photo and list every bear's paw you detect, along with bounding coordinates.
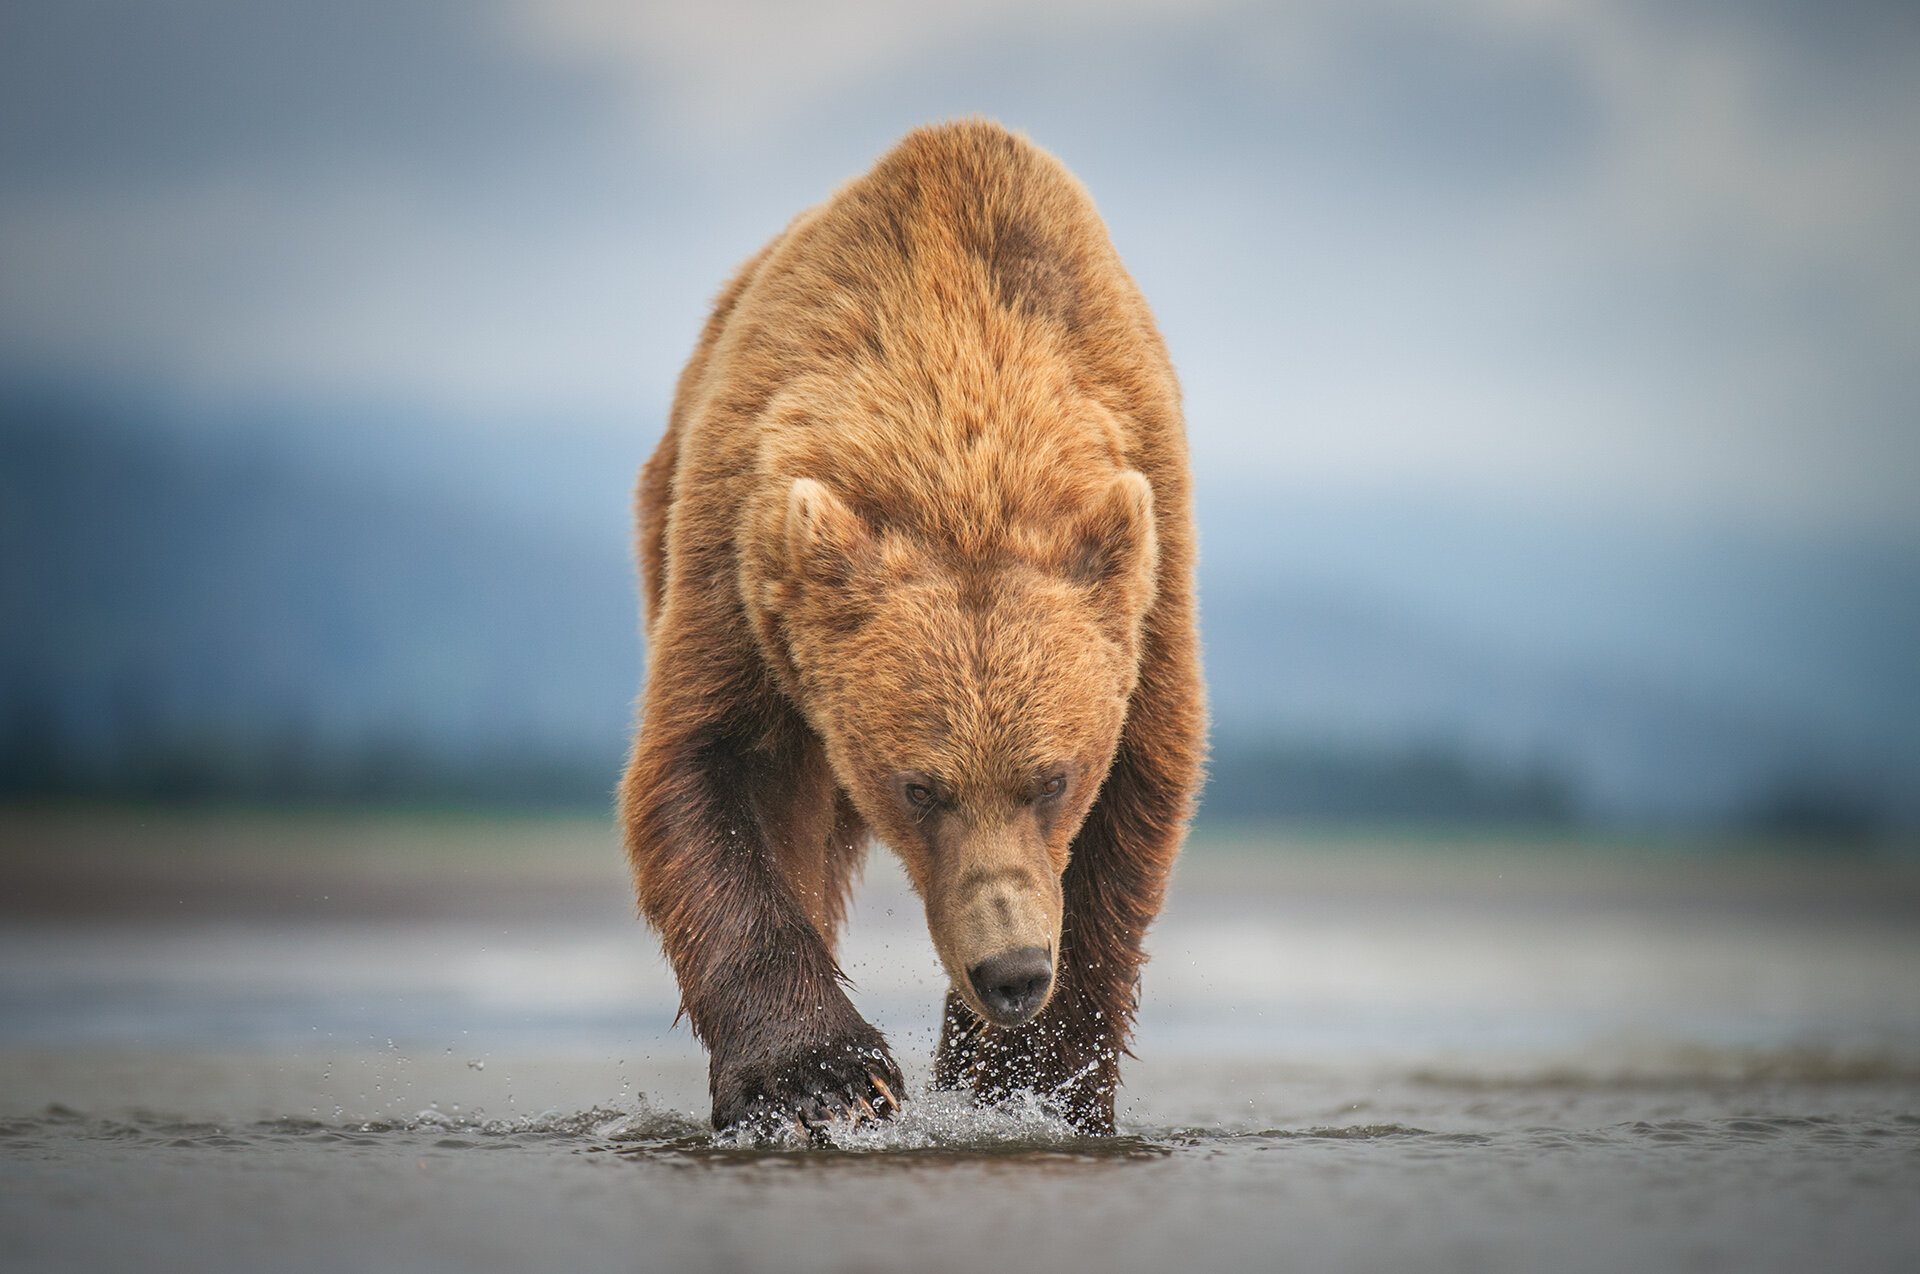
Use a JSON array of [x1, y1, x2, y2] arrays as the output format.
[[713, 1026, 905, 1143]]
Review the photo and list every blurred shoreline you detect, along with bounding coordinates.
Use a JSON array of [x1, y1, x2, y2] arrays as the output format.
[[4, 805, 1915, 922], [6, 809, 1917, 1076]]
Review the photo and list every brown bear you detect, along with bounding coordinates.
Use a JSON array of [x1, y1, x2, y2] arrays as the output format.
[[619, 119, 1205, 1136]]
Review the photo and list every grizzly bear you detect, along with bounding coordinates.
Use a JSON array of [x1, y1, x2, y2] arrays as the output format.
[[619, 120, 1204, 1136]]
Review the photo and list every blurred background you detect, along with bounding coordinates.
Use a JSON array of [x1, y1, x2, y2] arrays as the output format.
[[2, 0, 1917, 834]]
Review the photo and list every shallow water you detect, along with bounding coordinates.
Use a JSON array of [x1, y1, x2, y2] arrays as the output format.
[[7, 1057, 1919, 1274], [3, 815, 1918, 1272]]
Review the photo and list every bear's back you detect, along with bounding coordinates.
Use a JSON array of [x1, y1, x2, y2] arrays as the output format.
[[657, 120, 1189, 614]]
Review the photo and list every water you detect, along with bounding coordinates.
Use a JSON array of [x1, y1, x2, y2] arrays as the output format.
[[8, 1057, 1918, 1273], [3, 813, 1918, 1272]]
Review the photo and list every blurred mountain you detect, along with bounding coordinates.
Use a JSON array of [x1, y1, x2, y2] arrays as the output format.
[[1199, 497, 1920, 828], [1202, 583, 1911, 826], [3, 387, 1913, 829], [0, 388, 639, 805]]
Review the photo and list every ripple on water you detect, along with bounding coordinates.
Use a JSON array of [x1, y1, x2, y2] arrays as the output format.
[[0, 1091, 1168, 1162], [5, 1096, 1918, 1166]]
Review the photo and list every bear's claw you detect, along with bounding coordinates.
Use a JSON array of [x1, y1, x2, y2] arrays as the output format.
[[787, 1059, 901, 1140], [716, 1037, 905, 1141]]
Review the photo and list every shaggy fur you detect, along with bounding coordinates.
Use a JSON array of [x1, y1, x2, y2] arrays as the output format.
[[620, 120, 1205, 1135]]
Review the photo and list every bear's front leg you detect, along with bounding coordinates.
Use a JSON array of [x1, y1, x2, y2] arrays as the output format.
[[623, 692, 902, 1137], [702, 953, 902, 1134], [931, 914, 1133, 1135], [932, 726, 1194, 1134]]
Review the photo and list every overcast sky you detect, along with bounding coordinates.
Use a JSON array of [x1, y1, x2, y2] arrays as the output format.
[[2, 0, 1916, 539]]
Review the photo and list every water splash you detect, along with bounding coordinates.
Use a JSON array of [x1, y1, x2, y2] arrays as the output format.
[[702, 1087, 1166, 1158], [705, 1088, 1050, 1152]]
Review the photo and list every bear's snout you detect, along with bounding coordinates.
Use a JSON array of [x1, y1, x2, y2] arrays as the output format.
[[968, 946, 1054, 1026]]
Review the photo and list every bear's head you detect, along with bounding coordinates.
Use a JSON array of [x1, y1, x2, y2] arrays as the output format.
[[763, 470, 1158, 1029]]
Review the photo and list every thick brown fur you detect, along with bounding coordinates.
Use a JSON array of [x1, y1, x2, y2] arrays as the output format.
[[620, 120, 1205, 1136]]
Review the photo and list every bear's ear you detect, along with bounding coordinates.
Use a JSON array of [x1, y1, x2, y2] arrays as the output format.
[[784, 477, 875, 590], [1071, 469, 1158, 624]]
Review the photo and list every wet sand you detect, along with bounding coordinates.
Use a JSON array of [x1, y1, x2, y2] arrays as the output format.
[[3, 811, 1918, 1272]]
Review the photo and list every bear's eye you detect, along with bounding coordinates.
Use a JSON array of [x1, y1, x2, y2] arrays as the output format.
[[1039, 774, 1066, 799], [904, 783, 935, 807]]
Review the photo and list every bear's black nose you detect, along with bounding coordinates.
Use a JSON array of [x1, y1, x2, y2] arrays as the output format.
[[969, 946, 1054, 1025]]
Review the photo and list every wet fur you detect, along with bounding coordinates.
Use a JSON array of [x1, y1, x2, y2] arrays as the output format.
[[620, 120, 1206, 1134]]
